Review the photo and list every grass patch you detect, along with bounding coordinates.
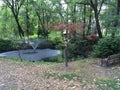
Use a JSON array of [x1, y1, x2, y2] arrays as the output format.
[[59, 74, 82, 80], [95, 78, 120, 90], [0, 57, 55, 65], [42, 53, 63, 63], [45, 72, 82, 81], [33, 61, 55, 65]]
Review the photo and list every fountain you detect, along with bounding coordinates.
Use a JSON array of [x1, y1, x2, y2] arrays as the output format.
[[0, 38, 61, 62], [29, 39, 40, 53], [23, 38, 44, 54]]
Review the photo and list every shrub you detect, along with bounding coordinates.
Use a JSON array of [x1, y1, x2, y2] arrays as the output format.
[[86, 34, 98, 41], [52, 37, 62, 49], [0, 39, 58, 52], [16, 39, 54, 50], [67, 36, 96, 59], [0, 39, 21, 52], [52, 37, 62, 45], [37, 40, 55, 49], [92, 37, 120, 58], [0, 39, 12, 52]]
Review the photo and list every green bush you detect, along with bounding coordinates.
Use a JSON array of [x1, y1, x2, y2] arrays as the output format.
[[0, 39, 12, 52], [52, 37, 62, 49], [38, 40, 55, 49], [0, 39, 58, 52], [0, 39, 21, 52], [92, 37, 120, 58], [52, 37, 62, 45], [67, 36, 96, 59]]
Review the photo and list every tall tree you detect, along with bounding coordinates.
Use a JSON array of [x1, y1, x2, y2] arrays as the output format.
[[32, 0, 52, 39], [25, 0, 30, 38], [87, 7, 92, 35], [112, 0, 120, 37], [101, 0, 120, 37], [0, 5, 8, 38], [2, 0, 25, 37], [89, 0, 105, 38]]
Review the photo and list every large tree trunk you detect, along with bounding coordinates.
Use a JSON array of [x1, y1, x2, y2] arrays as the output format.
[[3, 0, 25, 37], [35, 9, 48, 39], [89, 0, 104, 38], [16, 17, 24, 37], [26, 0, 30, 38], [117, 0, 120, 14], [83, 4, 86, 38], [12, 11, 24, 37], [87, 7, 92, 35], [37, 20, 41, 38], [94, 12, 102, 38], [72, 4, 76, 23]]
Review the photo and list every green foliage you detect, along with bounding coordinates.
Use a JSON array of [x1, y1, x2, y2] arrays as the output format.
[[38, 40, 55, 49], [0, 0, 119, 38], [49, 31, 62, 49], [52, 37, 62, 46], [67, 36, 96, 59], [67, 43, 77, 58], [0, 39, 20, 52], [0, 38, 58, 53], [44, 72, 58, 79], [0, 39, 13, 52], [92, 37, 120, 58], [59, 74, 81, 80], [95, 78, 120, 90], [45, 72, 81, 81]]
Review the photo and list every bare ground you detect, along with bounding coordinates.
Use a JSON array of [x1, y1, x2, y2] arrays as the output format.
[[0, 58, 120, 90]]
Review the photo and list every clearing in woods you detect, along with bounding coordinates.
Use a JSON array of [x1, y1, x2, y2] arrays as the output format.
[[0, 58, 120, 90]]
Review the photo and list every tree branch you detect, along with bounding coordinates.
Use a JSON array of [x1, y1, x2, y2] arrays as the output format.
[[98, 0, 105, 14], [2, 0, 12, 8], [89, 0, 95, 10]]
